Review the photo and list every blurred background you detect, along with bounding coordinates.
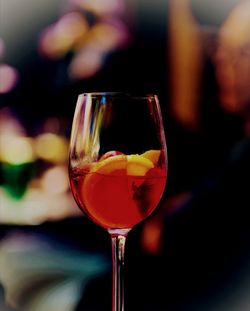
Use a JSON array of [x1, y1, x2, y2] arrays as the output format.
[[1, 0, 250, 310]]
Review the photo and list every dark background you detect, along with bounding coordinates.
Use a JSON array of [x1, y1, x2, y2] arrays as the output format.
[[1, 0, 250, 310]]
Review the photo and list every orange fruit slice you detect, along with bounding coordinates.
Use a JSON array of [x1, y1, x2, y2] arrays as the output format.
[[127, 154, 153, 176], [90, 153, 154, 176], [141, 150, 161, 166], [91, 154, 127, 175]]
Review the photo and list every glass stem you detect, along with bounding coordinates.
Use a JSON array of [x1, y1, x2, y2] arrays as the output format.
[[110, 232, 128, 311]]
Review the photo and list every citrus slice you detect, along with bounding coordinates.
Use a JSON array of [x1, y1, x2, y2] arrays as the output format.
[[141, 150, 161, 166], [90, 153, 154, 176], [91, 154, 127, 175], [127, 154, 154, 176]]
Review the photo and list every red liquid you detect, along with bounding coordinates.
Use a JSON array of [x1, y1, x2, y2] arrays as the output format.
[[69, 158, 167, 230]]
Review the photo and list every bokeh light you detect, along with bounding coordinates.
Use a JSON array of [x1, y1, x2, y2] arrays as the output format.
[[70, 0, 125, 16], [0, 108, 25, 137], [0, 109, 76, 222], [69, 47, 103, 79], [0, 64, 19, 94], [213, 0, 250, 113], [0, 136, 34, 165], [84, 19, 130, 52], [40, 165, 69, 195], [38, 0, 130, 80], [39, 12, 89, 59], [34, 133, 68, 163]]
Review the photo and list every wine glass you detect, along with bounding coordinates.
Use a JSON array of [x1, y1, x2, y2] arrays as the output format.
[[68, 92, 168, 311]]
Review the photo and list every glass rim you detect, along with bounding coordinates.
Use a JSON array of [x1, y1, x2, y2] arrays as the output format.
[[78, 92, 158, 99]]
